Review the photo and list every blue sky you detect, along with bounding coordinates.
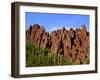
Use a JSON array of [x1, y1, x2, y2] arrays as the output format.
[[26, 12, 90, 32]]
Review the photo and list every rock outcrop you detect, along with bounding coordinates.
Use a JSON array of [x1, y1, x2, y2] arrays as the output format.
[[26, 24, 89, 64]]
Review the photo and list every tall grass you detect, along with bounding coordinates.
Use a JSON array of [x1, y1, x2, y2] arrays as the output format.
[[26, 42, 72, 67]]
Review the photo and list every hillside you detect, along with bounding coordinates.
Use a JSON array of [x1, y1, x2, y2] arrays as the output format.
[[26, 24, 89, 66]]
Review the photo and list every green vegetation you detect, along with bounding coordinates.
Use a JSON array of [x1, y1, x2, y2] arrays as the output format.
[[26, 42, 72, 67]]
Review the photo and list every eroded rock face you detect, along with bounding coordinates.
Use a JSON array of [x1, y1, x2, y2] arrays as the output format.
[[26, 24, 89, 64]]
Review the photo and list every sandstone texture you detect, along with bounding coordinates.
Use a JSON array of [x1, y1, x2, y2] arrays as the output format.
[[26, 24, 89, 64]]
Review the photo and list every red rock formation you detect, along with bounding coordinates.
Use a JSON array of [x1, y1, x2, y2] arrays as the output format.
[[26, 24, 89, 64]]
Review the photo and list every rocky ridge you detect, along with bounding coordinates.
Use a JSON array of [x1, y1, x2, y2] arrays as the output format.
[[26, 24, 89, 64]]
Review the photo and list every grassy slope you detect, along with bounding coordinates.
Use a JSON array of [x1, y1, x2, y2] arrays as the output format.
[[26, 42, 72, 67]]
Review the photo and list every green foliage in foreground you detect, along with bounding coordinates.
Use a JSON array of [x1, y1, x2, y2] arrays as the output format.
[[26, 42, 72, 67]]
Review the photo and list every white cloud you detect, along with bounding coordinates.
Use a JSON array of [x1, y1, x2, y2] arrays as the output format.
[[48, 26, 77, 32], [49, 26, 62, 32]]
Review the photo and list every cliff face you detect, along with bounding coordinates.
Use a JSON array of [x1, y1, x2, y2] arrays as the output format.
[[26, 24, 89, 64]]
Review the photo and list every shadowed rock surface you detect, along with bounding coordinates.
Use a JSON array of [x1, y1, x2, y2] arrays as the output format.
[[26, 24, 89, 64]]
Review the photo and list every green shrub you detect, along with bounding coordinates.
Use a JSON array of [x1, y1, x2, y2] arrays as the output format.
[[26, 41, 72, 67]]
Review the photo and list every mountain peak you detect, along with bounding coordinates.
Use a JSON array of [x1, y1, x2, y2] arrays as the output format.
[[26, 24, 89, 65]]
